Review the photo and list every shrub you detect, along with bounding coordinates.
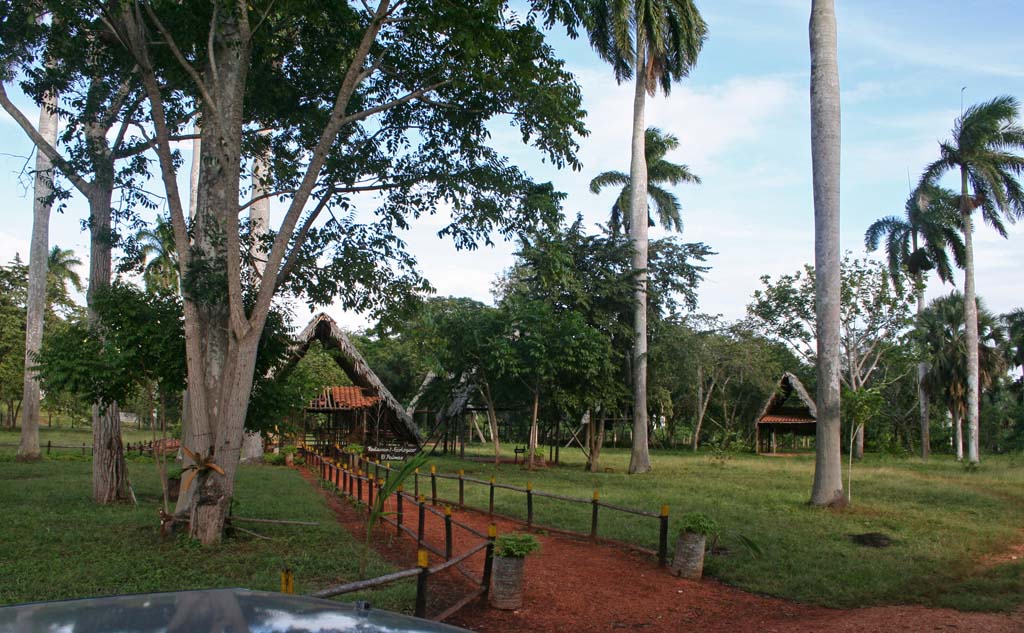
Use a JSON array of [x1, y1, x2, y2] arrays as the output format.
[[495, 533, 541, 558], [679, 512, 719, 537]]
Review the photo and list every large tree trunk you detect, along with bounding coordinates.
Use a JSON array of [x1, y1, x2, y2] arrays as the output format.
[[808, 0, 845, 506], [959, 168, 980, 465], [87, 182, 130, 503], [628, 37, 652, 475], [18, 90, 59, 461], [915, 271, 930, 460]]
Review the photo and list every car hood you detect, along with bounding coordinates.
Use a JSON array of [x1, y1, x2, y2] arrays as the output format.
[[0, 588, 472, 633]]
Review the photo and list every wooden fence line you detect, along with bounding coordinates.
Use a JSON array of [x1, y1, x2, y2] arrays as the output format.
[[302, 450, 497, 620], [328, 447, 672, 567]]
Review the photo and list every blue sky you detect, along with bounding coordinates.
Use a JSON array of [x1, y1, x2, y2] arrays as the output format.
[[1, 0, 1022, 330]]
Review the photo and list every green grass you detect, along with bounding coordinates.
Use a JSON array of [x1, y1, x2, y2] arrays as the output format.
[[422, 445, 1024, 612], [0, 445, 415, 611]]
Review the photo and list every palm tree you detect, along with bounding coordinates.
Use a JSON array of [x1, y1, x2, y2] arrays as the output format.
[[918, 292, 1006, 459], [590, 127, 701, 236], [583, 0, 707, 474], [808, 0, 843, 506], [864, 183, 964, 459], [46, 246, 83, 313], [921, 95, 1024, 464], [136, 215, 180, 293], [1005, 308, 1024, 402]]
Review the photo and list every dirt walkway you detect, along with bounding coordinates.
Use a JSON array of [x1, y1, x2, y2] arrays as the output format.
[[299, 466, 1024, 632]]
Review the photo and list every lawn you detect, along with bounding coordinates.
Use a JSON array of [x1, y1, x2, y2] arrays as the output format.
[[423, 445, 1024, 612], [0, 438, 414, 610]]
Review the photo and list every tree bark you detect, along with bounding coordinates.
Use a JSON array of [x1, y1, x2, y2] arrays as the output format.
[[809, 0, 845, 506], [952, 405, 963, 461], [527, 389, 539, 470], [18, 89, 58, 461], [959, 168, 980, 465], [915, 270, 930, 460], [481, 383, 501, 465], [628, 35, 652, 475], [853, 424, 864, 460]]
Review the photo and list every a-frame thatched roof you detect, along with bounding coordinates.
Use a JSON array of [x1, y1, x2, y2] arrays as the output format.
[[292, 313, 422, 445], [757, 372, 817, 423]]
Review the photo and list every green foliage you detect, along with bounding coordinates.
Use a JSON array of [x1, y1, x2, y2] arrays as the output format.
[[678, 511, 719, 537], [0, 255, 28, 420], [494, 533, 541, 558]]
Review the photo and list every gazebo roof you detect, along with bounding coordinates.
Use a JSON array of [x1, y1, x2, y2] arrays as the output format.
[[290, 313, 422, 445], [757, 372, 817, 425]]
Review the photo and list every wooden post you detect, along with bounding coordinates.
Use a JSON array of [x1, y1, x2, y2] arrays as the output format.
[[367, 472, 375, 513], [444, 506, 453, 560], [396, 486, 404, 535], [430, 464, 438, 506], [458, 470, 465, 508], [488, 476, 495, 515], [526, 481, 534, 527], [417, 495, 426, 545], [658, 505, 670, 567], [280, 568, 294, 594], [46, 440, 51, 455], [357, 470, 363, 503], [590, 489, 599, 541], [415, 549, 429, 618], [482, 523, 497, 597], [414, 468, 420, 499]]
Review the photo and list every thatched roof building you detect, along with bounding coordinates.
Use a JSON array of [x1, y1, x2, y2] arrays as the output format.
[[755, 372, 817, 454], [292, 313, 422, 448]]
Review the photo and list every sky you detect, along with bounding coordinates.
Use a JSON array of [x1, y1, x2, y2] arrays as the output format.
[[1, 0, 1022, 332]]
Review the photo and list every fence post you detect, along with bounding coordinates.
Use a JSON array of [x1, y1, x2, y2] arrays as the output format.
[[590, 489, 599, 542], [81, 442, 85, 455], [367, 472, 375, 513], [334, 464, 341, 489], [357, 470, 363, 503], [444, 506, 453, 560], [415, 549, 429, 618], [658, 504, 670, 568], [458, 470, 465, 508], [417, 495, 426, 546], [280, 568, 294, 594], [47, 440, 51, 455], [488, 476, 495, 515], [430, 464, 438, 506], [526, 481, 534, 527], [482, 523, 497, 597], [414, 468, 420, 499], [396, 486, 404, 535]]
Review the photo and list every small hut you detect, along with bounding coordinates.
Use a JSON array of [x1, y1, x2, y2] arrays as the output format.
[[291, 313, 422, 459], [755, 372, 817, 454]]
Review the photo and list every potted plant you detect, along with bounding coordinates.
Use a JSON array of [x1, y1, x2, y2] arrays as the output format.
[[489, 533, 540, 610], [671, 512, 718, 580]]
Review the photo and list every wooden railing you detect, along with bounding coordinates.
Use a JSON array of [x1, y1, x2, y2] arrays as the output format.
[[303, 449, 497, 620]]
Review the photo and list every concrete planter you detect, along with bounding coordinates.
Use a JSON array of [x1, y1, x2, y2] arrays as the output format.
[[670, 531, 707, 580], [489, 556, 526, 610]]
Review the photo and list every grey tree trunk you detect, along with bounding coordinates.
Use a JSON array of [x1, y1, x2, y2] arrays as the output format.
[[18, 90, 58, 461], [915, 275, 930, 460], [808, 0, 845, 506], [527, 389, 539, 470], [88, 181, 130, 503], [959, 168, 980, 465], [853, 425, 864, 460], [628, 38, 652, 475], [250, 132, 271, 276]]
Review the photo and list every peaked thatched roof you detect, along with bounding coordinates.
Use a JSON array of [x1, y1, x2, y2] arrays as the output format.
[[292, 313, 422, 444], [756, 372, 817, 423]]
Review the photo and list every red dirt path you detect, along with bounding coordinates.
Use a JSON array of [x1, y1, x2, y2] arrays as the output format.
[[298, 466, 1024, 632]]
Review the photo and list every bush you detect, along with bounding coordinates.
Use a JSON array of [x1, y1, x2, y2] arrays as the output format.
[[679, 512, 719, 537], [494, 533, 540, 558]]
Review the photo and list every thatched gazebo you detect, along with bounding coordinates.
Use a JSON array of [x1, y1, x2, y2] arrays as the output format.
[[755, 372, 817, 454], [291, 313, 422, 458]]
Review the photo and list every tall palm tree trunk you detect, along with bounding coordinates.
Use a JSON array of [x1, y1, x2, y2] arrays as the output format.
[[808, 0, 844, 506], [952, 405, 963, 461], [959, 168, 980, 464], [628, 38, 652, 475], [18, 90, 58, 462], [915, 271, 930, 460]]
